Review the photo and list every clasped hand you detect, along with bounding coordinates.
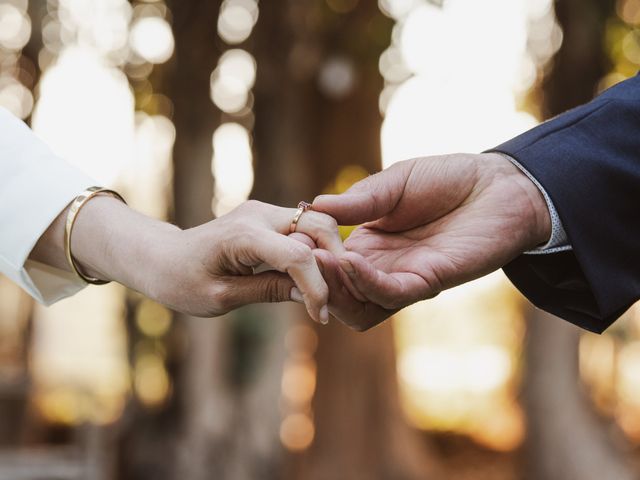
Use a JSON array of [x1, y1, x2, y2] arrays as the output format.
[[73, 152, 550, 331], [177, 151, 549, 331]]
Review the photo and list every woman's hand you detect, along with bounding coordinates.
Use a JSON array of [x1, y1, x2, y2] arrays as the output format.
[[39, 196, 343, 323], [139, 200, 343, 322]]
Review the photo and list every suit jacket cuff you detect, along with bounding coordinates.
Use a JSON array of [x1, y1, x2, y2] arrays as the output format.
[[487, 73, 640, 333]]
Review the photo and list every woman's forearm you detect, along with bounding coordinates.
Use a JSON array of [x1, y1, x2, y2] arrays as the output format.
[[29, 195, 178, 296]]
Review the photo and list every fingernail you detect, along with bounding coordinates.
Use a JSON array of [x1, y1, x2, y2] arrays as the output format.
[[320, 305, 329, 325], [290, 287, 304, 304], [340, 259, 355, 276]]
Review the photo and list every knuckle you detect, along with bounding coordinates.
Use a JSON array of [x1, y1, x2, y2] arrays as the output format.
[[320, 215, 339, 233], [318, 283, 330, 303], [207, 283, 233, 315], [307, 285, 329, 308], [325, 215, 339, 230], [312, 212, 338, 233], [233, 226, 259, 248], [237, 199, 263, 214], [244, 199, 262, 208], [287, 243, 313, 264], [307, 286, 329, 308]]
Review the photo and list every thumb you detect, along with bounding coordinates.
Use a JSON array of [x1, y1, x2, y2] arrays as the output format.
[[312, 192, 380, 225], [313, 162, 411, 225], [220, 272, 295, 311]]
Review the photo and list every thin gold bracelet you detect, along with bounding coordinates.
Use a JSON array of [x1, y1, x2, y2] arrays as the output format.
[[64, 186, 127, 285]]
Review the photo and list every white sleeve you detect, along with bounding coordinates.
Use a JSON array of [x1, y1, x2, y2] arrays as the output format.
[[495, 152, 572, 255], [0, 107, 96, 305]]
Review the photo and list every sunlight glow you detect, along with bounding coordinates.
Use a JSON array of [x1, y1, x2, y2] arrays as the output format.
[[58, 0, 131, 56], [32, 46, 134, 183], [380, 0, 560, 166], [399, 345, 512, 394]]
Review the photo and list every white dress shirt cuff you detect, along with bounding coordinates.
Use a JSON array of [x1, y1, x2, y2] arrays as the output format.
[[0, 108, 95, 305], [495, 153, 572, 255]]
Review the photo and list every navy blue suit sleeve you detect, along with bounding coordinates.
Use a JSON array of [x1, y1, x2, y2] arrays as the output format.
[[489, 73, 640, 333]]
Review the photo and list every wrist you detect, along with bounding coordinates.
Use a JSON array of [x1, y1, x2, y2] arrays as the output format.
[[480, 152, 552, 249], [71, 196, 180, 293]]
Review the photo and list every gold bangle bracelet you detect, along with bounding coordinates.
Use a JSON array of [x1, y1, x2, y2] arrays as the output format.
[[64, 186, 127, 285]]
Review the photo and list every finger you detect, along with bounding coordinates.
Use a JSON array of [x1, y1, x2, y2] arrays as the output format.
[[339, 251, 438, 310], [288, 232, 316, 249], [216, 271, 295, 312], [295, 211, 345, 256], [314, 250, 394, 331], [253, 233, 315, 274], [312, 192, 380, 226], [253, 202, 343, 256], [239, 231, 329, 324], [313, 249, 367, 302]]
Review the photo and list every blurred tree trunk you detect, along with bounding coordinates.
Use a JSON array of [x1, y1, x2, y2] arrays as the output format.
[[523, 309, 634, 480], [523, 1, 634, 479], [541, 0, 615, 116], [118, 2, 229, 479], [0, 0, 44, 448], [168, 2, 233, 479], [24, 0, 45, 123], [253, 3, 439, 479]]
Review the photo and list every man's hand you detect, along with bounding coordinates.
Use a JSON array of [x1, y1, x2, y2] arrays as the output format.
[[313, 152, 551, 331]]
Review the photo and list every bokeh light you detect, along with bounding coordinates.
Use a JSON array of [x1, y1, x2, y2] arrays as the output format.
[[134, 352, 171, 408], [210, 49, 257, 114], [281, 360, 316, 407], [211, 122, 254, 216], [317, 56, 356, 99], [136, 300, 172, 338], [280, 413, 315, 452], [130, 16, 175, 64], [0, 76, 33, 119], [217, 0, 258, 45], [0, 3, 30, 51]]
